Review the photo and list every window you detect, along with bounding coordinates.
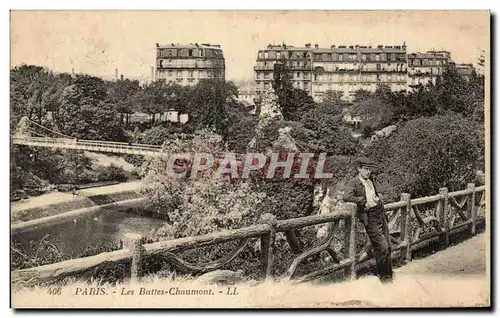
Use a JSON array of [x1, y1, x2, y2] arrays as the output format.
[[297, 72, 300, 79], [168, 71, 173, 76], [375, 54, 380, 61], [390, 53, 396, 61], [362, 54, 367, 62], [277, 51, 281, 59], [200, 49, 204, 57], [376, 63, 381, 71], [264, 51, 269, 59], [339, 54, 344, 61], [177, 71, 182, 77], [188, 71, 194, 78]]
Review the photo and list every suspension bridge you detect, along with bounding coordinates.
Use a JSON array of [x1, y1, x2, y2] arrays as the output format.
[[12, 117, 163, 156]]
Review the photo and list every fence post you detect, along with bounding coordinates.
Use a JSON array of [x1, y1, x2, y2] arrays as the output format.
[[260, 213, 277, 282], [400, 193, 412, 263], [343, 203, 357, 280], [467, 183, 476, 235], [438, 188, 450, 248], [123, 233, 144, 283]]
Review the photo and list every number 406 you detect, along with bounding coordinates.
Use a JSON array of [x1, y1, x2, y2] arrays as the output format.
[[47, 287, 62, 295]]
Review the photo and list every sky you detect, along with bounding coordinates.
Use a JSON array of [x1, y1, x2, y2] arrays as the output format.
[[10, 11, 490, 82]]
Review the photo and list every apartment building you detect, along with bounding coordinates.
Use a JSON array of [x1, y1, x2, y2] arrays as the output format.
[[254, 43, 408, 102], [454, 63, 475, 79], [254, 44, 313, 95], [312, 44, 408, 101], [407, 50, 451, 87], [155, 43, 225, 86], [254, 43, 476, 102]]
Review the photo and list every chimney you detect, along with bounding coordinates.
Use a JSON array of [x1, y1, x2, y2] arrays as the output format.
[[120, 74, 124, 81], [314, 44, 319, 49], [115, 68, 118, 81], [331, 45, 336, 49], [305, 43, 311, 48], [71, 68, 75, 76]]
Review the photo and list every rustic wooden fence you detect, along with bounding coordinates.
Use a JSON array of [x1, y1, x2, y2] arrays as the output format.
[[11, 184, 486, 287]]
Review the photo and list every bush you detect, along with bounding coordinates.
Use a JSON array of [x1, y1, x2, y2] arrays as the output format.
[[94, 164, 128, 183], [364, 114, 484, 201]]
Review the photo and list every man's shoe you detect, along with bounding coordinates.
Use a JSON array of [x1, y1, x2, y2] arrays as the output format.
[[380, 276, 394, 284]]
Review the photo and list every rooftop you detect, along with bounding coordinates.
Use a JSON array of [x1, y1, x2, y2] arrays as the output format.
[[261, 43, 407, 53], [156, 43, 222, 49], [408, 51, 451, 59]]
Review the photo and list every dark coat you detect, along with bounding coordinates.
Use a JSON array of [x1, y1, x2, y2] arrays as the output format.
[[343, 176, 383, 217]]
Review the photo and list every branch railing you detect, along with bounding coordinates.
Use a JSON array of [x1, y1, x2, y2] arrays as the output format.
[[11, 183, 486, 287]]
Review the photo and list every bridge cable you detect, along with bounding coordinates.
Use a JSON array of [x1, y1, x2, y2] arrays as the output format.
[[25, 118, 73, 139]]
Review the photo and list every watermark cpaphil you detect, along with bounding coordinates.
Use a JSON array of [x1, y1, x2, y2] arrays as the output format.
[[159, 152, 336, 180]]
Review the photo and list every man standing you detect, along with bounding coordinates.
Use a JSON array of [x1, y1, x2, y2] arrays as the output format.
[[343, 157, 393, 283]]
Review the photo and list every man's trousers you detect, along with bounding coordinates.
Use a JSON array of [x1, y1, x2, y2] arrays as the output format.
[[360, 204, 393, 282]]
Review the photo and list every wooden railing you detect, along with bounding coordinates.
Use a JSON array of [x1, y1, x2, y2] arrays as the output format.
[[11, 183, 486, 287]]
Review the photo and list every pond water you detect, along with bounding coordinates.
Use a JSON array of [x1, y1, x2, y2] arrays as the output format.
[[12, 208, 166, 258]]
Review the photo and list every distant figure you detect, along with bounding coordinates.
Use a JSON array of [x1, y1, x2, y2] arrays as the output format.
[[343, 157, 393, 284], [72, 188, 80, 199]]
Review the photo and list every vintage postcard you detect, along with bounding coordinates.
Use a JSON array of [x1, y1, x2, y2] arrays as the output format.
[[10, 10, 490, 309]]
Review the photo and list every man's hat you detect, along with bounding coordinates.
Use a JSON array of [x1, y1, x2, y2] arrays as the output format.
[[356, 157, 378, 169]]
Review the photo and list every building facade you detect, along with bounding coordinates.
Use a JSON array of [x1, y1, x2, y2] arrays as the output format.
[[254, 43, 475, 102], [407, 50, 451, 87], [254, 43, 408, 102], [155, 43, 225, 86], [454, 63, 475, 79]]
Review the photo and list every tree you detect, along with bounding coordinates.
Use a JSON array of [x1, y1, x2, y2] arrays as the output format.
[[184, 79, 238, 138], [322, 90, 345, 106], [393, 67, 485, 123], [135, 80, 169, 123], [351, 85, 396, 135], [298, 103, 359, 155], [364, 114, 484, 201], [55, 75, 125, 141], [10, 65, 68, 127], [225, 102, 258, 153], [107, 78, 141, 124], [272, 61, 315, 121]]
